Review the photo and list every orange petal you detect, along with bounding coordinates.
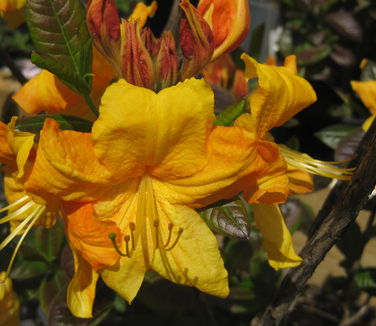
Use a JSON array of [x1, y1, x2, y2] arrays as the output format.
[[64, 202, 121, 270], [25, 119, 119, 207], [0, 121, 14, 164], [154, 125, 258, 207], [198, 0, 250, 60]]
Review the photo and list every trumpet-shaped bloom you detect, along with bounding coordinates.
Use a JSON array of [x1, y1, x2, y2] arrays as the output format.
[[23, 76, 304, 318], [0, 272, 19, 326]]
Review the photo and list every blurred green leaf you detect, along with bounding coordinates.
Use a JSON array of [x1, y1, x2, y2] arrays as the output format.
[[330, 44, 356, 67], [354, 269, 376, 291], [16, 115, 93, 133], [248, 23, 265, 60], [200, 199, 250, 239], [34, 221, 65, 262], [296, 44, 331, 66], [315, 123, 358, 149], [39, 270, 68, 315], [334, 128, 364, 161], [10, 260, 49, 280], [325, 9, 363, 42], [26, 0, 92, 95]]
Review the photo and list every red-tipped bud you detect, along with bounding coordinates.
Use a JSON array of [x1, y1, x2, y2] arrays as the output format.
[[198, 0, 250, 61], [121, 20, 155, 89], [155, 31, 179, 90], [142, 28, 161, 58], [179, 0, 214, 80], [86, 0, 121, 75], [232, 70, 248, 98]]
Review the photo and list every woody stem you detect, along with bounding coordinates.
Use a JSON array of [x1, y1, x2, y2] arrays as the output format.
[[256, 118, 376, 326]]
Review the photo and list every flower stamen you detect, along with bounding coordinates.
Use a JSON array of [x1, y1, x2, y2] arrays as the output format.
[[279, 145, 354, 180], [108, 233, 131, 257], [164, 226, 183, 251]]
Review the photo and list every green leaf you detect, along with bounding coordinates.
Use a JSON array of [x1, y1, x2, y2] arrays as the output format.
[[200, 199, 250, 239], [39, 270, 69, 315], [26, 0, 92, 95], [10, 260, 49, 280], [214, 100, 246, 126], [34, 220, 65, 262], [354, 269, 376, 290], [314, 123, 358, 150], [16, 115, 93, 133]]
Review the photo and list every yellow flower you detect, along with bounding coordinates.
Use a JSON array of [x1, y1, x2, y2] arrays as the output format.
[[0, 272, 20, 326], [235, 54, 353, 269], [22, 72, 308, 317], [0, 118, 56, 278], [0, 0, 26, 28]]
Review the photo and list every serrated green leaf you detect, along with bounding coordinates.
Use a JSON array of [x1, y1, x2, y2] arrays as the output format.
[[354, 269, 376, 290], [314, 123, 358, 150], [214, 100, 246, 126], [16, 115, 93, 133], [26, 0, 92, 95], [200, 199, 250, 239]]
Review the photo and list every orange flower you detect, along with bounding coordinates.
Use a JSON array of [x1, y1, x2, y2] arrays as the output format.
[[0, 0, 26, 28]]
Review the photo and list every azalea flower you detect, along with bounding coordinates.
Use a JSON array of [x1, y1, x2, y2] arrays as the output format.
[[0, 272, 19, 326], [20, 53, 318, 316], [0, 118, 56, 277]]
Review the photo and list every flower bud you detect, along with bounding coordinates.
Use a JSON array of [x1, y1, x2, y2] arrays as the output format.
[[86, 0, 121, 75], [120, 20, 155, 89], [155, 31, 179, 90], [179, 0, 214, 80], [198, 0, 250, 60]]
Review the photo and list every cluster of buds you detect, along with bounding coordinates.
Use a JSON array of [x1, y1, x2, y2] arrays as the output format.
[[86, 0, 250, 91]]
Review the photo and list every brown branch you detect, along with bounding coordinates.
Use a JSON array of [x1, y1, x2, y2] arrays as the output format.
[[0, 45, 27, 85], [256, 118, 376, 326]]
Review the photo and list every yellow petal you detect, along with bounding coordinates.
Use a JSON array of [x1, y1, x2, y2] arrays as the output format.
[[286, 166, 313, 196], [0, 0, 26, 11], [253, 204, 302, 270], [362, 115, 375, 131], [154, 125, 258, 207], [6, 117, 35, 178], [129, 1, 157, 28], [0, 272, 19, 326], [351, 80, 376, 116], [92, 78, 215, 178], [240, 54, 316, 138], [25, 119, 118, 207], [67, 250, 99, 318], [100, 246, 146, 304], [152, 197, 229, 298], [0, 121, 14, 164]]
